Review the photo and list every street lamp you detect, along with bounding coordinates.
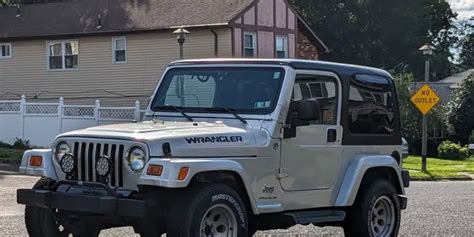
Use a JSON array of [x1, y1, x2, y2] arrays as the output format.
[[418, 43, 435, 172], [172, 28, 190, 106], [173, 28, 190, 60], [419, 44, 435, 57]]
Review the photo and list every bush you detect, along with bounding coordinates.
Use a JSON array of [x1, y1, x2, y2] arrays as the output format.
[[0, 147, 24, 162], [12, 138, 31, 150], [437, 140, 471, 160], [0, 141, 13, 149], [470, 131, 474, 143]]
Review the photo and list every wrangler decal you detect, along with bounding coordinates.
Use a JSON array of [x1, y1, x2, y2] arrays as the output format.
[[185, 136, 243, 144]]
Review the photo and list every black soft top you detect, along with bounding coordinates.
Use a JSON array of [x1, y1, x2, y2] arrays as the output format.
[[170, 59, 393, 80], [170, 59, 401, 146]]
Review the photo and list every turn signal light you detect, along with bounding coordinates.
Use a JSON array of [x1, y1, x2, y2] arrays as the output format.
[[146, 165, 163, 176], [178, 167, 189, 180], [29, 156, 43, 167]]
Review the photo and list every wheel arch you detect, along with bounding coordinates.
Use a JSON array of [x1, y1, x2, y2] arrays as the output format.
[[335, 155, 405, 207], [190, 170, 256, 215], [19, 149, 58, 180], [138, 158, 260, 215]]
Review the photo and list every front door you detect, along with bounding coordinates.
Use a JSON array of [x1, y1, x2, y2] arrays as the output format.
[[280, 71, 342, 191]]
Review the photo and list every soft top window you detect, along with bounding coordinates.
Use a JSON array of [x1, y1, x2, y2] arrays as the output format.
[[348, 74, 395, 134]]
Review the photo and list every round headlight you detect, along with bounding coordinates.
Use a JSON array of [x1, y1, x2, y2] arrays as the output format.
[[127, 147, 146, 172], [55, 142, 71, 161], [60, 153, 75, 174], [96, 156, 111, 177]]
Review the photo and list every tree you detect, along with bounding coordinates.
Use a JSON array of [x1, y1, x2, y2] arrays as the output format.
[[393, 73, 423, 149], [458, 33, 474, 69], [290, 0, 458, 80], [0, 0, 11, 6], [447, 74, 474, 144], [456, 19, 474, 70]]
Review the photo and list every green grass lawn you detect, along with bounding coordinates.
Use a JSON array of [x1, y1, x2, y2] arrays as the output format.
[[403, 156, 474, 180], [0, 147, 25, 163]]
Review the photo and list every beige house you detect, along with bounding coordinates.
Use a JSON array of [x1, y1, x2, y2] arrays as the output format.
[[0, 0, 328, 107]]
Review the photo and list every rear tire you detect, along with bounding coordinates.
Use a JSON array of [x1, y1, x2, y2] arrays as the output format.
[[343, 179, 401, 237], [166, 183, 248, 237], [25, 177, 100, 237]]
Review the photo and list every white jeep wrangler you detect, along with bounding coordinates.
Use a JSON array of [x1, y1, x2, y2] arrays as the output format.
[[17, 59, 409, 237]]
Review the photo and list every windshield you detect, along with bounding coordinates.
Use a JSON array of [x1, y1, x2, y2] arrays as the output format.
[[151, 67, 285, 114]]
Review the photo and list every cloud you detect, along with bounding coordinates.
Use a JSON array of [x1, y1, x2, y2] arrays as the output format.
[[447, 0, 474, 20]]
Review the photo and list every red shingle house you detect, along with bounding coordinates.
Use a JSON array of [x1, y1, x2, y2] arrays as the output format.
[[0, 0, 328, 105]]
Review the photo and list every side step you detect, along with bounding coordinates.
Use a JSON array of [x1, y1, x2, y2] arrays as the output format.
[[283, 210, 346, 225]]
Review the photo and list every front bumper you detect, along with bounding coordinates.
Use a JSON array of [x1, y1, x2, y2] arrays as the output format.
[[401, 169, 410, 188], [17, 181, 146, 218]]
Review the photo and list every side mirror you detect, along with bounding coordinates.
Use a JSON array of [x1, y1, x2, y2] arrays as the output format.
[[297, 100, 320, 121]]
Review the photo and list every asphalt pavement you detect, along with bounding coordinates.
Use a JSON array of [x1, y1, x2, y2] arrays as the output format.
[[1, 163, 473, 237]]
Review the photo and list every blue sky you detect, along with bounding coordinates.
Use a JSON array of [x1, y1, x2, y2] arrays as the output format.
[[447, 0, 474, 21]]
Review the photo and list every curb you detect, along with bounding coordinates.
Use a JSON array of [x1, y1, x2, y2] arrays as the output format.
[[410, 177, 473, 181], [0, 161, 20, 173]]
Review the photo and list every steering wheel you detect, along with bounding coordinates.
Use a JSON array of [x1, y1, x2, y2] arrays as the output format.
[[192, 75, 210, 82]]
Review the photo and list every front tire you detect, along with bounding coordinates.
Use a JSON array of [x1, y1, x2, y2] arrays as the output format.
[[344, 179, 401, 237], [166, 183, 248, 237], [24, 177, 99, 237]]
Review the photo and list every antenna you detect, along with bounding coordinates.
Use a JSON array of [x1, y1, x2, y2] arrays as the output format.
[[16, 4, 21, 17], [96, 14, 102, 29]]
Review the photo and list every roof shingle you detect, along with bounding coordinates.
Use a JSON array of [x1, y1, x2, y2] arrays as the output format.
[[0, 0, 255, 39]]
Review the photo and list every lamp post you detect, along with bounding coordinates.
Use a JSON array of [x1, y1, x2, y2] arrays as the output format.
[[172, 28, 190, 106], [418, 43, 434, 172], [173, 28, 190, 60]]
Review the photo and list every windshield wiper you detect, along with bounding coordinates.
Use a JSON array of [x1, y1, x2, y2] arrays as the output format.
[[155, 105, 194, 122], [206, 107, 247, 124]]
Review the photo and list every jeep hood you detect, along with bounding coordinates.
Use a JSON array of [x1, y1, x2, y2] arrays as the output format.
[[58, 121, 262, 157]]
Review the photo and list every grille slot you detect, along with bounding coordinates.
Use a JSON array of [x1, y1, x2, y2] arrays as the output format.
[[80, 143, 86, 180], [110, 145, 117, 187], [118, 145, 124, 187], [71, 142, 125, 187]]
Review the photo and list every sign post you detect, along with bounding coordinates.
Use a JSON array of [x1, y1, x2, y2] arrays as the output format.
[[411, 84, 440, 172]]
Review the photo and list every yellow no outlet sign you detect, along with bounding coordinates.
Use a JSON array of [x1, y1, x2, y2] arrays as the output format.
[[410, 84, 440, 115]]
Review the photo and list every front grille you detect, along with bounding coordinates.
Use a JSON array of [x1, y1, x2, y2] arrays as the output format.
[[72, 142, 125, 187]]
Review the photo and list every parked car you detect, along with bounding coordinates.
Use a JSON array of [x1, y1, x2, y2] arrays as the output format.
[[17, 59, 409, 237], [402, 137, 409, 158]]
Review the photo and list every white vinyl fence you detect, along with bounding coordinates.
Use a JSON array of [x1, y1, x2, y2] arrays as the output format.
[[0, 96, 141, 147]]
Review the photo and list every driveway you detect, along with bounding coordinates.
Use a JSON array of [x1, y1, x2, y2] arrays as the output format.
[[1, 164, 473, 236]]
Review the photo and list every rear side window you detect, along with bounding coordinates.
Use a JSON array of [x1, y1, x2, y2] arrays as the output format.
[[348, 74, 395, 134]]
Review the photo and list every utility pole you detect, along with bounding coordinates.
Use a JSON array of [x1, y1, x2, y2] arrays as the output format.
[[418, 44, 435, 172], [421, 57, 429, 172]]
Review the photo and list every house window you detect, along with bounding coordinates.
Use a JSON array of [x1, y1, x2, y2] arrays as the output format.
[[47, 41, 78, 70], [276, 36, 288, 58], [244, 32, 257, 57], [113, 37, 126, 63], [0, 43, 11, 58]]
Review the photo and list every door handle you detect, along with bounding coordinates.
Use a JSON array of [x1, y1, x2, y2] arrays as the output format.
[[327, 128, 337, 143]]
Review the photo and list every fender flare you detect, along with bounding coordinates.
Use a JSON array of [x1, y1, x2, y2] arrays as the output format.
[[138, 158, 259, 214], [18, 149, 58, 180], [334, 155, 405, 207]]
